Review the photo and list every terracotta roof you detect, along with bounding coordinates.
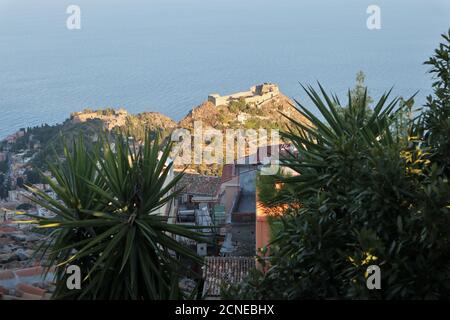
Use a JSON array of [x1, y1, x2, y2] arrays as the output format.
[[0, 238, 13, 245], [0, 266, 55, 300], [20, 292, 43, 300], [176, 173, 221, 197], [15, 266, 44, 277], [0, 270, 15, 281], [202, 256, 255, 297], [0, 226, 17, 233], [16, 283, 46, 297]]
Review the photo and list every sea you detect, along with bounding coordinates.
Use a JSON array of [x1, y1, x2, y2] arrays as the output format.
[[0, 0, 449, 138]]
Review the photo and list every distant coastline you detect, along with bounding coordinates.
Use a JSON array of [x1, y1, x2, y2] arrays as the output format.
[[1, 83, 298, 141], [1, 1, 447, 141]]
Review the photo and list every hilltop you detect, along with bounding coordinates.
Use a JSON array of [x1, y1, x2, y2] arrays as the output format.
[[2, 109, 176, 170], [178, 92, 308, 131], [70, 108, 176, 134], [1, 83, 310, 174]]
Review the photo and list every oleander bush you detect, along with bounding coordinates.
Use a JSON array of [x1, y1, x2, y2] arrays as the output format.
[[224, 29, 450, 300]]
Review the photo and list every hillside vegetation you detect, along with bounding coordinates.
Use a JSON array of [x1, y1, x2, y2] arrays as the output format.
[[6, 86, 309, 175]]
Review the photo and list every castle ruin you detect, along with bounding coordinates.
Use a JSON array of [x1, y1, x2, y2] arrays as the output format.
[[71, 108, 128, 130], [208, 83, 280, 107]]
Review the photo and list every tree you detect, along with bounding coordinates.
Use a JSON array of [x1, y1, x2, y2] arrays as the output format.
[[350, 71, 374, 108], [0, 173, 7, 200], [24, 169, 42, 185], [392, 96, 414, 146], [420, 29, 450, 175], [225, 31, 450, 298], [0, 161, 8, 174], [0, 188, 6, 200], [16, 177, 24, 188], [229, 97, 247, 113], [336, 71, 374, 120], [26, 133, 207, 299]]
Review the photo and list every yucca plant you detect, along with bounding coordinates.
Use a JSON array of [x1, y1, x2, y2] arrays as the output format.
[[26, 133, 206, 299], [276, 83, 404, 204]]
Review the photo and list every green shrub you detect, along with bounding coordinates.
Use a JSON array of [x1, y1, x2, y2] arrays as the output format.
[[224, 30, 450, 299], [26, 133, 206, 299]]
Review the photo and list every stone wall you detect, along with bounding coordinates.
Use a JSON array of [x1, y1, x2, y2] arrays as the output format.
[[71, 109, 128, 130], [207, 83, 280, 107]]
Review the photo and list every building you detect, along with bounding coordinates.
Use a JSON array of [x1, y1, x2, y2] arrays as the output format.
[[71, 108, 128, 130], [217, 164, 240, 225], [175, 173, 221, 205], [208, 83, 280, 107], [202, 256, 255, 299], [174, 173, 221, 221], [217, 161, 257, 257], [8, 190, 19, 203], [216, 144, 296, 256], [200, 145, 297, 297], [172, 173, 222, 253], [0, 266, 55, 300], [151, 154, 177, 219], [0, 207, 15, 222]]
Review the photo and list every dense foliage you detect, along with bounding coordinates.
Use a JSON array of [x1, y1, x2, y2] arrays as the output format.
[[224, 30, 450, 299], [421, 30, 450, 174], [26, 133, 206, 299], [0, 160, 8, 173]]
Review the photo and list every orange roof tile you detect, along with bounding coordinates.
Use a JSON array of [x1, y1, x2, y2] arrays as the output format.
[[15, 266, 43, 277], [0, 270, 15, 280], [16, 283, 46, 297], [20, 292, 42, 300], [0, 226, 17, 233]]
